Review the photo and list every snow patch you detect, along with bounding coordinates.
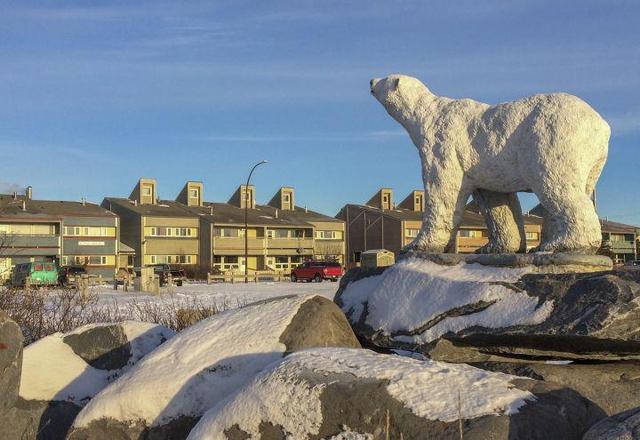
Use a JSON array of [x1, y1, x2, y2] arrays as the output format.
[[188, 348, 535, 439], [19, 321, 173, 404], [340, 258, 554, 343], [20, 334, 109, 403]]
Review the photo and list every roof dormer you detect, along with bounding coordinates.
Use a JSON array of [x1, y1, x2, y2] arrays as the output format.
[[399, 190, 425, 212], [268, 187, 295, 211], [229, 184, 256, 209], [366, 188, 393, 211], [129, 178, 157, 205], [177, 181, 203, 207]]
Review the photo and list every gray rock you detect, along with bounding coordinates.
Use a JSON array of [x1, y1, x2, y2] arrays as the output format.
[[583, 407, 640, 440], [63, 324, 131, 370], [279, 296, 361, 352], [0, 309, 23, 410], [188, 348, 605, 440], [336, 264, 640, 362], [0, 397, 81, 440], [472, 361, 640, 417]]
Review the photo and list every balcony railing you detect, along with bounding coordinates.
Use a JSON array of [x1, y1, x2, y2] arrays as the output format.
[[266, 238, 314, 249]]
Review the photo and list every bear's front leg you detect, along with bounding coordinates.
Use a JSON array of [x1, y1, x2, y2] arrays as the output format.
[[405, 163, 472, 254], [473, 189, 526, 254]]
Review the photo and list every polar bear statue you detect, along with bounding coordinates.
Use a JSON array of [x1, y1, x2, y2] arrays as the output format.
[[370, 75, 610, 254]]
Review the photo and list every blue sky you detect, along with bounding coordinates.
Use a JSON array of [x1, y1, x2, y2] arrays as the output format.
[[1, 1, 638, 223]]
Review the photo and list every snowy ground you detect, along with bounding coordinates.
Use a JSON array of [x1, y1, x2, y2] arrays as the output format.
[[90, 280, 339, 312]]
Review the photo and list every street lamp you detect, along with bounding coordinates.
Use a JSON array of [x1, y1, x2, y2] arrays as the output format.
[[245, 160, 268, 283]]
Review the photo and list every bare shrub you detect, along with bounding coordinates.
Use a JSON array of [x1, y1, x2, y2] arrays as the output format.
[[0, 287, 240, 345]]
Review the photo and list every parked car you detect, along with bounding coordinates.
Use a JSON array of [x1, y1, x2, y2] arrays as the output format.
[[58, 265, 88, 287], [11, 262, 58, 287], [290, 261, 343, 283], [142, 264, 187, 286]]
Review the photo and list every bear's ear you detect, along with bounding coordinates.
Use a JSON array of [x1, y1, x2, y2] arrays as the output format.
[[392, 78, 400, 90]]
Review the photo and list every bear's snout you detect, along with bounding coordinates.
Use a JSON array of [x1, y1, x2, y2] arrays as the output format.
[[370, 78, 379, 94]]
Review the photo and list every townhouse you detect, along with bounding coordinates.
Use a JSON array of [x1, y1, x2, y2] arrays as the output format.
[[102, 179, 345, 274], [180, 181, 345, 274], [102, 179, 200, 268], [337, 188, 543, 266], [0, 187, 121, 280]]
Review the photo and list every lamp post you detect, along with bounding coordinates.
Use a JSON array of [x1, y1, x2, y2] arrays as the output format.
[[245, 160, 268, 283]]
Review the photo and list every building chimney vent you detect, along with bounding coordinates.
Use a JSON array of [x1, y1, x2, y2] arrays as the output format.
[[25, 186, 32, 200], [209, 205, 214, 215], [133, 200, 138, 206], [305, 205, 308, 213], [275, 208, 279, 218], [13, 191, 17, 199], [81, 197, 86, 206], [21, 200, 26, 211]]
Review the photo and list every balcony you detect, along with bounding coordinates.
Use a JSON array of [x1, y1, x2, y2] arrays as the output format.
[[213, 237, 265, 251], [266, 238, 314, 254], [2, 234, 60, 249]]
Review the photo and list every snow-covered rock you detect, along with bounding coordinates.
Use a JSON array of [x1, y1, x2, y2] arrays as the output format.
[[20, 321, 175, 404], [188, 348, 603, 440], [336, 257, 640, 362], [69, 295, 360, 440], [0, 321, 174, 440]]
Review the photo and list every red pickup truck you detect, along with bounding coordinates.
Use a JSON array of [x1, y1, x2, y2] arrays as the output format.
[[290, 261, 343, 283]]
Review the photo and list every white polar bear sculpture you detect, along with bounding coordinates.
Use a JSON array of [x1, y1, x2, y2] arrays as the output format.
[[370, 75, 610, 254]]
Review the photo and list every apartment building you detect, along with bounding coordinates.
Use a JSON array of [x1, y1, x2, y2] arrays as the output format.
[[337, 188, 543, 266], [103, 179, 199, 268], [0, 187, 120, 280], [600, 219, 637, 263], [530, 204, 639, 264], [178, 181, 345, 274]]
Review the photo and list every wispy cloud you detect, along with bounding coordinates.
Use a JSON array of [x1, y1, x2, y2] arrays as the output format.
[[607, 112, 640, 136], [201, 130, 408, 143]]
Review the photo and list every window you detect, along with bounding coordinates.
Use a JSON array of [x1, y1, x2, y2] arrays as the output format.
[[316, 230, 343, 240], [459, 230, 487, 238], [189, 188, 199, 198], [353, 251, 361, 263], [405, 229, 420, 238], [526, 232, 539, 240], [142, 186, 152, 196], [283, 194, 290, 202], [145, 227, 197, 238], [1, 223, 57, 236], [64, 226, 116, 237]]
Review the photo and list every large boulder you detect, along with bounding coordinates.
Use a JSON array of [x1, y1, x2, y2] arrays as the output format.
[[583, 407, 640, 440], [69, 295, 361, 440], [335, 257, 640, 361], [472, 361, 640, 416], [0, 321, 174, 440], [0, 310, 23, 410], [188, 348, 604, 439]]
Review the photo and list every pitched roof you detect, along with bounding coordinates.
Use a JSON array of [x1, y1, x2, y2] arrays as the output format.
[[339, 203, 542, 229], [0, 195, 116, 220], [103, 198, 197, 218], [531, 203, 637, 233]]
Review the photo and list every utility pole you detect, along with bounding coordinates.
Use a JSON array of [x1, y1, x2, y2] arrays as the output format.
[[244, 160, 267, 283]]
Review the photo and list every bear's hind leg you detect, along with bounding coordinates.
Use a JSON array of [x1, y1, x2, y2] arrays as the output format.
[[473, 189, 526, 254], [532, 185, 601, 254]]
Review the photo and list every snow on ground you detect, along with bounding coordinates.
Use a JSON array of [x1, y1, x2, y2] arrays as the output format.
[[73, 295, 316, 429], [89, 280, 338, 313], [340, 257, 554, 344], [20, 321, 174, 404], [188, 348, 535, 439]]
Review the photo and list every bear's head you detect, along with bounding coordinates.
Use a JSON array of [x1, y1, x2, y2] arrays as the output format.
[[370, 75, 431, 123]]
